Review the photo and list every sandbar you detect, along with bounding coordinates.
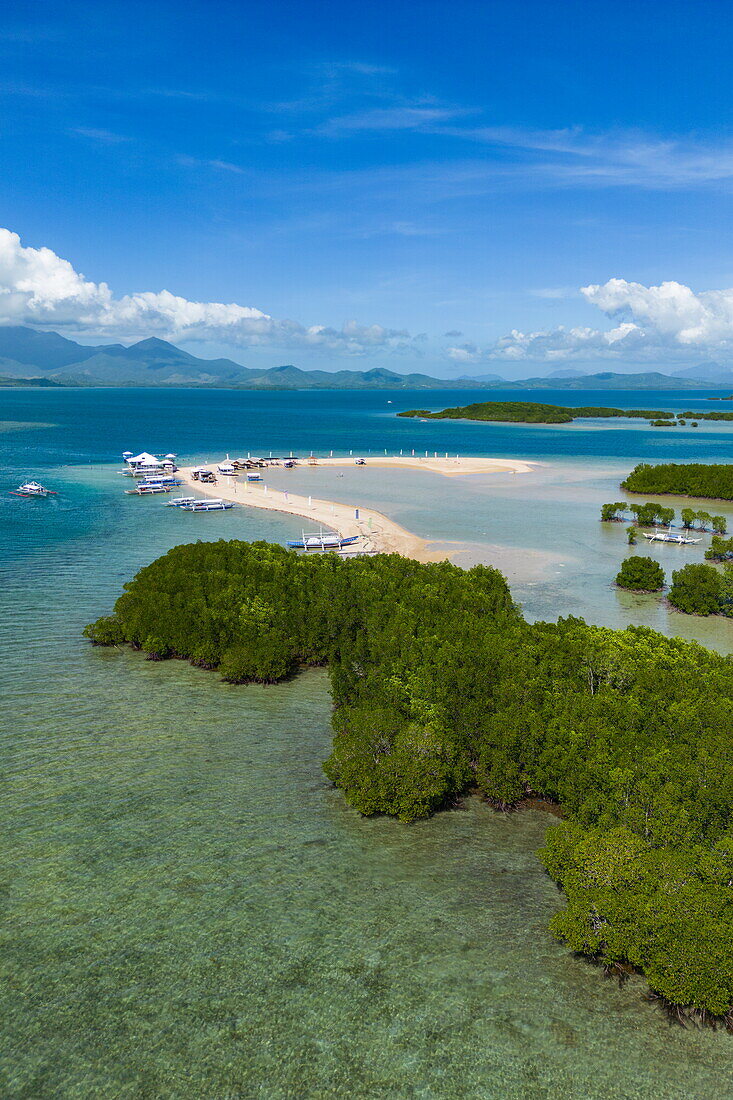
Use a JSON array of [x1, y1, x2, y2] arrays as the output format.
[[179, 455, 534, 561]]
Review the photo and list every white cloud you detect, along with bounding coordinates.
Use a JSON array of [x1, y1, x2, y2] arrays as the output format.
[[581, 278, 733, 344], [432, 125, 733, 190], [458, 278, 733, 364], [316, 105, 473, 136], [0, 229, 414, 355], [73, 127, 130, 144]]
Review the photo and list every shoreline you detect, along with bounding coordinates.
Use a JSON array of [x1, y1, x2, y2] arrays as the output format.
[[179, 455, 534, 561]]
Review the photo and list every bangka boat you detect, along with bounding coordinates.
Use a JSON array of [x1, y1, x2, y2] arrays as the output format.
[[139, 476, 183, 487], [287, 531, 361, 551], [643, 529, 702, 545], [10, 481, 56, 497], [125, 485, 173, 495], [164, 497, 198, 507], [181, 499, 234, 511]]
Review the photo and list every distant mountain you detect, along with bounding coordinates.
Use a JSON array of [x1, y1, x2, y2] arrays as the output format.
[[546, 368, 588, 379], [0, 326, 104, 370], [672, 361, 733, 382], [0, 326, 475, 389], [507, 371, 708, 390], [0, 326, 723, 390], [457, 371, 505, 382]]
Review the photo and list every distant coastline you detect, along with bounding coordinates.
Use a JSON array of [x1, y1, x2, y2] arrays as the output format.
[[1, 324, 731, 390]]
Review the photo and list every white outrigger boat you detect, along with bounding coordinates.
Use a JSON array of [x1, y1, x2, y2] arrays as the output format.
[[125, 484, 173, 495], [287, 529, 361, 551], [138, 475, 183, 488], [644, 528, 701, 545], [164, 497, 198, 507], [10, 481, 56, 498], [181, 499, 234, 511]]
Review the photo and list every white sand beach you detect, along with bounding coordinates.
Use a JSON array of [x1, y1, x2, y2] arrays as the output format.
[[312, 455, 535, 477], [179, 455, 534, 561]]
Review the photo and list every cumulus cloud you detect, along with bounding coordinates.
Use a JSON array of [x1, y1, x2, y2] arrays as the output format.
[[0, 229, 414, 355], [454, 278, 733, 365]]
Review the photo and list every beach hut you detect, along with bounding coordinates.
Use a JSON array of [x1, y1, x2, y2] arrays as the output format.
[[126, 451, 168, 474], [218, 461, 236, 475]]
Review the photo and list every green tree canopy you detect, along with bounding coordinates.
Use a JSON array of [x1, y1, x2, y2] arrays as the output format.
[[615, 556, 665, 592]]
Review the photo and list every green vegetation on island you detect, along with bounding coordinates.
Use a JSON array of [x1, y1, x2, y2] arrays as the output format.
[[621, 463, 733, 501], [602, 502, 726, 531], [707, 535, 733, 562], [615, 556, 665, 591], [668, 563, 733, 617], [87, 539, 733, 1022], [398, 401, 673, 424], [682, 410, 733, 421], [601, 501, 675, 527]]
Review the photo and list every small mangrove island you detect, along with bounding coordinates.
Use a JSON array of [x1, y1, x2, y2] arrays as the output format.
[[398, 401, 672, 424], [88, 539, 733, 1025], [621, 462, 733, 501], [399, 401, 733, 425]]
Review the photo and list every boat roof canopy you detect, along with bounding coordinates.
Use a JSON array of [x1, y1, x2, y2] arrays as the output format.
[[127, 451, 159, 464]]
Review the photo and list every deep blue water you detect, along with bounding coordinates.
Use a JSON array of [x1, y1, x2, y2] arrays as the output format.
[[2, 385, 732, 469]]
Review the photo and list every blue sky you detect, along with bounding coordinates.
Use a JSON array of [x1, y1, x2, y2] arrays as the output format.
[[2, 0, 733, 377]]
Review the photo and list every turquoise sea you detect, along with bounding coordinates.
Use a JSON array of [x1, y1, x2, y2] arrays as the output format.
[[3, 386, 733, 1098]]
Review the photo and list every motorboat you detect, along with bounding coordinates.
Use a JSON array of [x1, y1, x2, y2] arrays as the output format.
[[10, 481, 56, 497]]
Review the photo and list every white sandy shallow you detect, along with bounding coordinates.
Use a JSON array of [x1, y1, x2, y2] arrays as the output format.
[[179, 456, 534, 561]]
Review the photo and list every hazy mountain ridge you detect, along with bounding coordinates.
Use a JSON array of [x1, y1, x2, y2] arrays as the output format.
[[0, 326, 724, 390]]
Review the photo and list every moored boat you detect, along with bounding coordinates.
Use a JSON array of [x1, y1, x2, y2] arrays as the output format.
[[164, 497, 198, 507], [125, 485, 173, 495], [138, 475, 183, 487], [286, 530, 361, 551], [181, 499, 234, 511], [643, 529, 702, 545]]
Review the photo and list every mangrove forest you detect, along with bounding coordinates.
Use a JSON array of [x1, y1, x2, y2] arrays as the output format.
[[86, 539, 733, 1024], [621, 463, 733, 501], [397, 401, 673, 424]]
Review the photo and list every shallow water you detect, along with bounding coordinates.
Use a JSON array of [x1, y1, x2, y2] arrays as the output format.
[[3, 387, 733, 1097]]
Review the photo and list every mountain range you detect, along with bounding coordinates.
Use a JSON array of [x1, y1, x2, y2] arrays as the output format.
[[0, 326, 731, 390]]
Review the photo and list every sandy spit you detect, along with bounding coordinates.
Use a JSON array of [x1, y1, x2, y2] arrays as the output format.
[[179, 455, 534, 561]]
